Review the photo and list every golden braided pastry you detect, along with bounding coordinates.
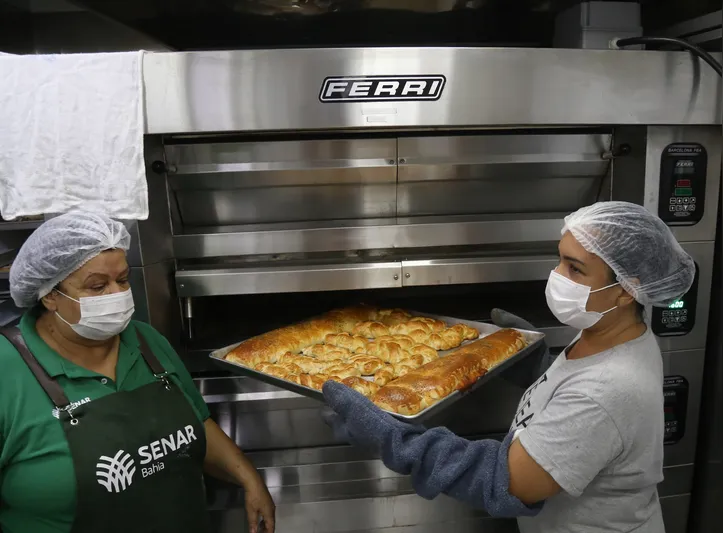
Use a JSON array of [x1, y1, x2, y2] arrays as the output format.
[[301, 344, 352, 361], [425, 328, 465, 351], [324, 333, 369, 353], [352, 321, 391, 338], [376, 309, 412, 327], [365, 341, 411, 364], [408, 344, 439, 364], [408, 316, 446, 333], [449, 323, 479, 341], [371, 329, 526, 415], [347, 354, 386, 375], [375, 335, 416, 350], [388, 323, 432, 343], [323, 363, 361, 380], [255, 362, 303, 379], [288, 355, 339, 375], [373, 365, 396, 386], [298, 373, 329, 390], [225, 306, 378, 366], [341, 376, 381, 397]]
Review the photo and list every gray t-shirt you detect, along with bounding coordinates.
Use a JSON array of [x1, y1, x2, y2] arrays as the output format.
[[512, 328, 665, 533]]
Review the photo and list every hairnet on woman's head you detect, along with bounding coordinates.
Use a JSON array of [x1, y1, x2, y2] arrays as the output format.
[[9, 211, 131, 308], [562, 201, 695, 307]]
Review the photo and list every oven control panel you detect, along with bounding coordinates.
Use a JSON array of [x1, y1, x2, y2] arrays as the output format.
[[651, 262, 698, 337], [663, 376, 688, 445], [658, 143, 707, 225]]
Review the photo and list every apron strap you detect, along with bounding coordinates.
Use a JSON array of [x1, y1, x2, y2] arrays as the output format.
[[0, 326, 71, 409], [134, 327, 168, 377]]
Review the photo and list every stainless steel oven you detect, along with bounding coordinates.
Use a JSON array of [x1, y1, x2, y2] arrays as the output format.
[[126, 47, 722, 533]]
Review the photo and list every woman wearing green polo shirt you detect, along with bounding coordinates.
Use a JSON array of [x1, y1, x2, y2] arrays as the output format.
[[0, 212, 275, 533]]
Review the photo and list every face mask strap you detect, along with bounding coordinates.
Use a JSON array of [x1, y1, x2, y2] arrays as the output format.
[[55, 289, 80, 304], [590, 281, 620, 294]]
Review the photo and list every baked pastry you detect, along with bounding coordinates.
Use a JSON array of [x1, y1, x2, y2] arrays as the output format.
[[324, 333, 369, 353], [375, 334, 416, 350], [449, 323, 480, 341], [255, 362, 303, 379], [425, 328, 466, 351], [352, 321, 391, 338], [388, 323, 431, 343], [377, 308, 412, 327], [365, 340, 410, 363], [225, 306, 378, 366], [341, 376, 381, 397], [323, 363, 362, 380], [347, 354, 386, 375], [408, 344, 439, 363], [371, 329, 526, 415], [301, 344, 352, 361], [283, 355, 337, 375], [298, 373, 329, 390], [373, 365, 396, 386], [408, 316, 446, 332]]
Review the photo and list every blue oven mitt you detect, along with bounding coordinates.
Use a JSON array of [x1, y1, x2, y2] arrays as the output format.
[[491, 308, 555, 389], [321, 381, 543, 518]]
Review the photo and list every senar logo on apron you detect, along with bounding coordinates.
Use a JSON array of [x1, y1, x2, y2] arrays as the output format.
[[96, 423, 199, 492], [96, 450, 136, 493]]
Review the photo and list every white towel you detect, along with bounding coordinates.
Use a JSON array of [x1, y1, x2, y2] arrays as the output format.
[[0, 51, 148, 220]]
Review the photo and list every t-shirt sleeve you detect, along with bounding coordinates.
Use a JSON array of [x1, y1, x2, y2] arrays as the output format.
[[134, 322, 211, 422], [517, 391, 623, 498]]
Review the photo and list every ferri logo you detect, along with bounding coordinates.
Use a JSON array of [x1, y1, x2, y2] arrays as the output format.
[[96, 450, 136, 493]]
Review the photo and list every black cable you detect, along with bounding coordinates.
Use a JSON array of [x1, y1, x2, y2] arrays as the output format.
[[614, 36, 722, 78]]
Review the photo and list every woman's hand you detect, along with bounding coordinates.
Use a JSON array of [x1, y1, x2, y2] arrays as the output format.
[[243, 474, 276, 533]]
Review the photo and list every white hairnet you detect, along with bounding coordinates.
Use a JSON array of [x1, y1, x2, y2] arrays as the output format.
[[10, 211, 131, 308], [562, 201, 695, 307]]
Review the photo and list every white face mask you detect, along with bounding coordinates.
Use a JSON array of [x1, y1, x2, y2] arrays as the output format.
[[545, 270, 619, 330], [55, 289, 135, 341]]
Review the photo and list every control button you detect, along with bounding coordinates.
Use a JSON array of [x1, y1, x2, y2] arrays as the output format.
[[683, 198, 689, 204], [677, 198, 683, 204], [691, 197, 696, 203], [669, 206, 675, 212], [681, 316, 687, 323], [670, 198, 676, 205], [662, 318, 669, 324], [690, 205, 696, 212], [681, 309, 688, 315]]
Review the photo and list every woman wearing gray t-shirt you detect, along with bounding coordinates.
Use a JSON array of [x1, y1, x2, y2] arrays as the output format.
[[321, 201, 694, 533]]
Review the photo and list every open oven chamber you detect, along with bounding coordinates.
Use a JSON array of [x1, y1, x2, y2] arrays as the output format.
[[126, 49, 721, 533]]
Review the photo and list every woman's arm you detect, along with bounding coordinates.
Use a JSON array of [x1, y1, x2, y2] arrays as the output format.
[[204, 419, 276, 533]]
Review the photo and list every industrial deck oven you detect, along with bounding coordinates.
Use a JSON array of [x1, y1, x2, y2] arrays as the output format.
[[127, 48, 722, 533]]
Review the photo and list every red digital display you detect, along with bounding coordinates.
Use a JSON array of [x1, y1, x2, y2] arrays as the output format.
[[676, 179, 691, 187]]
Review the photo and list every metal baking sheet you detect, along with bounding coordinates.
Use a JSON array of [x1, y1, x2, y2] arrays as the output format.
[[209, 312, 545, 422]]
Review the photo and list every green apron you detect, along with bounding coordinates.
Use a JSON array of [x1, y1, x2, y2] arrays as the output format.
[[0, 327, 211, 533]]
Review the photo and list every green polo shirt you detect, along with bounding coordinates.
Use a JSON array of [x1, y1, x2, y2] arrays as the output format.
[[0, 310, 210, 533]]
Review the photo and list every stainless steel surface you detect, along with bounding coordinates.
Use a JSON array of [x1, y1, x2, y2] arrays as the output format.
[[401, 255, 558, 287], [643, 126, 721, 243], [143, 48, 722, 134], [166, 139, 397, 228], [176, 262, 404, 297], [173, 215, 565, 259], [209, 315, 545, 423], [129, 260, 180, 346], [653, 242, 714, 354], [396, 134, 611, 217]]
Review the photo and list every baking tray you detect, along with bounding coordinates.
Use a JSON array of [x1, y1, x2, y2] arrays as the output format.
[[210, 312, 545, 423]]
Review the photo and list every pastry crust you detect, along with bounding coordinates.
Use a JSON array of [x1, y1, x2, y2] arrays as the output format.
[[301, 344, 352, 361], [341, 376, 381, 397], [370, 329, 526, 415], [365, 340, 410, 364], [347, 354, 386, 375], [323, 363, 362, 380], [375, 334, 416, 350], [373, 365, 396, 386], [224, 306, 378, 366], [352, 321, 391, 338], [324, 333, 369, 353], [376, 308, 412, 327]]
